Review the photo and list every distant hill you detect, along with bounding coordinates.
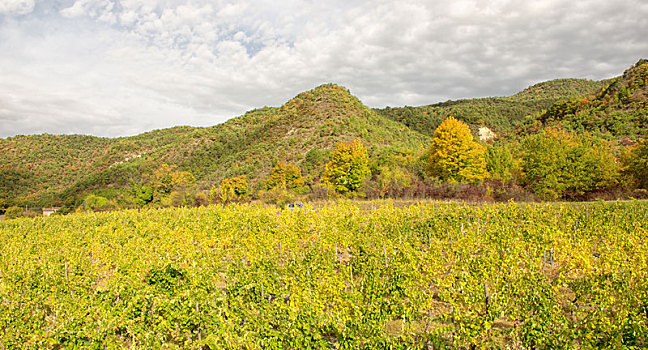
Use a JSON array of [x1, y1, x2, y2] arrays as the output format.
[[536, 59, 648, 138], [375, 78, 605, 137], [0, 127, 196, 207]]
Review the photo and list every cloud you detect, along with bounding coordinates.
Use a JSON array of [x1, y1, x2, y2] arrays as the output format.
[[1, 0, 648, 137], [0, 0, 35, 15]]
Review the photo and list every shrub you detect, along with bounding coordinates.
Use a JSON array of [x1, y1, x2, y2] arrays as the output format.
[[82, 194, 115, 211], [621, 138, 648, 189], [4, 206, 23, 220]]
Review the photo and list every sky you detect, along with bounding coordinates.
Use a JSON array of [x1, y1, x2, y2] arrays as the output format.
[[1, 0, 647, 138]]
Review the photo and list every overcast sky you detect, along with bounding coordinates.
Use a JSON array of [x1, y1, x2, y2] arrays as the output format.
[[1, 0, 647, 138]]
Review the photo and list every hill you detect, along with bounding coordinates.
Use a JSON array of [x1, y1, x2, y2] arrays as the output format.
[[0, 84, 430, 208], [0, 127, 197, 207], [2, 61, 648, 210], [172, 84, 429, 186], [536, 59, 648, 138], [375, 78, 605, 137]]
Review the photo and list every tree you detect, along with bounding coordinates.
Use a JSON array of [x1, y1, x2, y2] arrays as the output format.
[[145, 164, 195, 195], [485, 144, 514, 182], [427, 116, 489, 183], [130, 182, 153, 206], [323, 139, 370, 193], [621, 138, 648, 189], [216, 175, 249, 203], [521, 128, 618, 200], [143, 164, 197, 205], [266, 161, 305, 190]]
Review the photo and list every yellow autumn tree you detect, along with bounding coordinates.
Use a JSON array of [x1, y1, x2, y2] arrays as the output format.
[[323, 139, 370, 193], [266, 161, 305, 190], [143, 163, 197, 205], [427, 117, 489, 183], [214, 175, 248, 203]]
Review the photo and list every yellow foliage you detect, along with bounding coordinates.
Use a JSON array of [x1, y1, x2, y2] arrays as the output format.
[[217, 175, 248, 203], [323, 139, 370, 193], [427, 117, 489, 183], [145, 163, 195, 195], [266, 161, 305, 190]]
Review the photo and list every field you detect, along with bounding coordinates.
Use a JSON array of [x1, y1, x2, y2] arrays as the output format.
[[1, 200, 647, 349]]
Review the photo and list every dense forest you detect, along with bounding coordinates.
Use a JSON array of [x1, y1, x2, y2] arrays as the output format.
[[1, 59, 647, 216]]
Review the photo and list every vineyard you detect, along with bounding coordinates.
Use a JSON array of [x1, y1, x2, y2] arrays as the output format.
[[1, 200, 647, 349]]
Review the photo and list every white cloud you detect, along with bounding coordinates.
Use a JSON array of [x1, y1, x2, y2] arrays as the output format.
[[1, 0, 648, 137], [0, 0, 34, 15]]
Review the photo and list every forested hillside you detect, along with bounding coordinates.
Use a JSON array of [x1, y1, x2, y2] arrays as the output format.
[[376, 78, 605, 136], [535, 59, 648, 137], [1, 85, 430, 210], [1, 60, 648, 215], [0, 127, 197, 208]]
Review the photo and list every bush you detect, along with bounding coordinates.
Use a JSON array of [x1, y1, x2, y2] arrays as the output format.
[[376, 166, 412, 198], [82, 194, 116, 211], [259, 186, 296, 208], [4, 206, 23, 220], [194, 192, 209, 207]]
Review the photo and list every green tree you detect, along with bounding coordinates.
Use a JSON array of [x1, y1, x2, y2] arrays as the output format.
[[427, 116, 489, 183], [521, 128, 618, 200], [302, 148, 329, 178], [323, 139, 371, 193], [130, 182, 154, 206], [486, 144, 515, 182], [621, 138, 648, 189]]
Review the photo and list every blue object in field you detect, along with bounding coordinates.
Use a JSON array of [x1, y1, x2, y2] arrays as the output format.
[[287, 203, 303, 210]]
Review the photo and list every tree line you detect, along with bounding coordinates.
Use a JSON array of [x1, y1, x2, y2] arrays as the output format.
[[3, 115, 646, 218], [76, 117, 648, 212]]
